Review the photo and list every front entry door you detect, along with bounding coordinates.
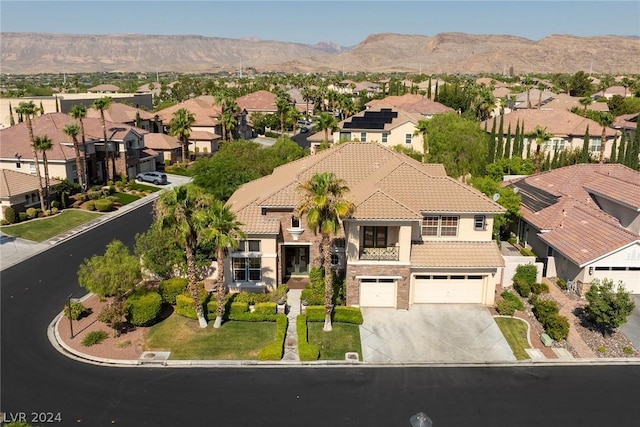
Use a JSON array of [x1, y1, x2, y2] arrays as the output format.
[[285, 246, 309, 276]]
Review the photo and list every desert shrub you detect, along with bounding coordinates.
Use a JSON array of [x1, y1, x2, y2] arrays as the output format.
[[333, 306, 363, 324], [98, 300, 127, 337], [544, 313, 570, 340], [175, 294, 198, 319], [496, 298, 517, 315], [514, 264, 537, 286], [297, 315, 320, 361], [18, 212, 27, 221], [51, 200, 60, 208], [556, 278, 567, 290], [88, 191, 103, 200], [159, 278, 188, 304], [254, 302, 277, 315], [82, 330, 109, 347], [26, 207, 37, 219], [64, 300, 89, 320], [513, 276, 531, 297], [305, 305, 325, 322], [531, 282, 549, 295], [257, 314, 287, 360], [3, 207, 16, 224], [501, 290, 525, 311], [51, 207, 59, 214], [94, 198, 114, 212], [125, 291, 162, 326], [532, 298, 559, 325], [520, 247, 536, 257], [106, 180, 114, 186], [85, 201, 96, 211]]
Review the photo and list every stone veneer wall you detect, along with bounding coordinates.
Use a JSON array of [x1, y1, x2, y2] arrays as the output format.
[[346, 264, 412, 309]]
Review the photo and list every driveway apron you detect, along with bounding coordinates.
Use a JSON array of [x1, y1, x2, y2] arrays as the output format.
[[621, 295, 640, 351]]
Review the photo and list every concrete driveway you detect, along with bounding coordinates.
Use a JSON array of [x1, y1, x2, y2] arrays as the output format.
[[621, 295, 640, 351], [359, 305, 515, 363]]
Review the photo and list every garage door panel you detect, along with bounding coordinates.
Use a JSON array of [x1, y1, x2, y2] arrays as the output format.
[[413, 275, 484, 304], [594, 271, 640, 294], [360, 281, 396, 307]]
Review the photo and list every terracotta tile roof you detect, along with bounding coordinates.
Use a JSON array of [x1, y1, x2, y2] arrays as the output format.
[[337, 106, 423, 133], [583, 171, 640, 210], [542, 93, 610, 112], [234, 201, 282, 234], [141, 148, 159, 158], [144, 133, 181, 150], [228, 143, 504, 233], [411, 241, 504, 268], [481, 109, 618, 137], [236, 90, 277, 112], [155, 98, 221, 127], [86, 102, 155, 124], [612, 113, 638, 131], [0, 169, 60, 198], [87, 84, 120, 92], [366, 94, 453, 115], [190, 130, 220, 140], [0, 113, 140, 162]]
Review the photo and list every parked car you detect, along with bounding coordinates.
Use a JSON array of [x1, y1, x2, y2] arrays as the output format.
[[300, 127, 309, 133], [136, 171, 168, 185]]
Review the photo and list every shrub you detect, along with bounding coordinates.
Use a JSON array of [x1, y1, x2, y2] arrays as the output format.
[[159, 278, 188, 304], [531, 282, 549, 295], [507, 236, 517, 245], [556, 278, 567, 290], [182, 281, 209, 305], [254, 302, 277, 315], [532, 298, 559, 325], [18, 212, 27, 221], [88, 191, 103, 200], [513, 276, 531, 297], [85, 201, 96, 211], [270, 284, 289, 302], [333, 306, 363, 324], [514, 264, 537, 286], [94, 198, 114, 212], [257, 314, 287, 360], [297, 315, 320, 361], [520, 247, 536, 257], [51, 207, 59, 214], [51, 200, 60, 208], [305, 305, 325, 322], [623, 347, 633, 355], [175, 294, 198, 320], [544, 313, 570, 340], [496, 298, 517, 315], [230, 312, 279, 322], [125, 291, 162, 326], [230, 301, 249, 316], [501, 290, 525, 311], [64, 300, 89, 320], [82, 330, 109, 347], [26, 207, 37, 219], [301, 288, 324, 305], [0, 219, 8, 225], [3, 207, 16, 224]]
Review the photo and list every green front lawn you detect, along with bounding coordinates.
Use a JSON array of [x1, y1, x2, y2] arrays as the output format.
[[145, 313, 276, 360], [307, 322, 362, 360], [495, 317, 531, 360], [112, 192, 141, 205], [0, 209, 101, 242]]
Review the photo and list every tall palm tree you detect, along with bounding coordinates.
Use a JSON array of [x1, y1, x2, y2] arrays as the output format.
[[593, 112, 615, 163], [526, 126, 553, 173], [62, 123, 84, 190], [296, 172, 354, 332], [155, 184, 215, 328], [33, 135, 53, 209], [413, 119, 430, 162], [579, 96, 593, 113], [206, 200, 245, 329], [169, 108, 195, 163], [315, 112, 338, 146], [276, 94, 291, 136], [69, 104, 88, 187], [92, 97, 113, 181], [15, 101, 46, 212]]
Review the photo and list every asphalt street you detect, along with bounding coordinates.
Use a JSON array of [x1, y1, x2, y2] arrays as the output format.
[[2, 203, 640, 426]]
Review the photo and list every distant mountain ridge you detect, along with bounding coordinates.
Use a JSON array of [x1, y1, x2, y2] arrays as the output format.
[[1, 32, 639, 74]]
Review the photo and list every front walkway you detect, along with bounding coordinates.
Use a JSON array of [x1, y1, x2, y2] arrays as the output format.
[[282, 289, 302, 361]]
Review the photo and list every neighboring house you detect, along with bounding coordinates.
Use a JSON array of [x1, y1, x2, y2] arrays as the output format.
[[226, 142, 505, 309], [86, 102, 161, 133], [155, 97, 223, 142], [57, 92, 153, 113], [87, 84, 121, 94], [143, 133, 182, 165], [0, 113, 153, 183], [236, 90, 278, 115], [365, 94, 454, 118], [612, 113, 638, 141], [308, 107, 424, 154], [594, 85, 633, 99], [541, 93, 610, 113], [481, 109, 619, 161], [505, 164, 640, 294], [512, 88, 555, 110], [0, 169, 60, 220], [189, 130, 220, 155]]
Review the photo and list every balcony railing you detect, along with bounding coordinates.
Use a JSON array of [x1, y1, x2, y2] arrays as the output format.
[[359, 246, 399, 261]]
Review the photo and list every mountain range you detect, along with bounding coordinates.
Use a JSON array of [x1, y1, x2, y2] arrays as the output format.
[[1, 32, 639, 75]]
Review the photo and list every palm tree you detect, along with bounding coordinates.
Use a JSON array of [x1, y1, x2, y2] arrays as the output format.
[[92, 97, 113, 181], [15, 101, 46, 212], [206, 200, 245, 328], [62, 123, 85, 190], [579, 96, 593, 113], [169, 108, 195, 163], [526, 126, 553, 173], [593, 112, 615, 163], [315, 112, 338, 146], [296, 172, 354, 332], [276, 94, 291, 136], [69, 105, 88, 188], [413, 119, 430, 162], [154, 184, 215, 328], [33, 135, 53, 209], [537, 83, 546, 110]]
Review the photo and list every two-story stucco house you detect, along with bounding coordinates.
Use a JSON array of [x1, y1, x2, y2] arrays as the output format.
[[226, 142, 506, 309]]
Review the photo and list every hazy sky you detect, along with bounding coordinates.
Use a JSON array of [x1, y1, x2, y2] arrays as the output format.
[[1, 1, 638, 46]]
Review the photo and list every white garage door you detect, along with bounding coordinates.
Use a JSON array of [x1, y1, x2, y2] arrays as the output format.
[[412, 275, 484, 304], [359, 279, 396, 307], [594, 268, 640, 294]]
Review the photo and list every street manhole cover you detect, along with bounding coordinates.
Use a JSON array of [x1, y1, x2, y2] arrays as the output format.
[[144, 353, 156, 359]]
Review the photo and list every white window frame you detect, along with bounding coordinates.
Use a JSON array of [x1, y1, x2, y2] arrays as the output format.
[[232, 257, 262, 282], [381, 132, 388, 143], [360, 132, 367, 142], [474, 215, 486, 231], [421, 215, 459, 237], [405, 133, 412, 144]]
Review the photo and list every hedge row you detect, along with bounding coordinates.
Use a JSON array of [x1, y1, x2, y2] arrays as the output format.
[[297, 315, 320, 361], [205, 300, 278, 322], [304, 305, 363, 324], [257, 314, 288, 360], [175, 294, 206, 320]]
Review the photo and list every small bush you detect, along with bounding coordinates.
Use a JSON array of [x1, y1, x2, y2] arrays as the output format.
[[556, 278, 567, 290], [507, 236, 517, 245], [64, 300, 89, 320], [297, 315, 320, 361], [513, 276, 531, 297], [230, 301, 249, 316], [85, 201, 96, 211], [514, 263, 537, 286], [501, 290, 525, 311], [271, 284, 289, 302], [0, 219, 8, 225], [51, 200, 60, 208], [305, 305, 326, 322], [82, 330, 109, 347], [18, 212, 27, 221], [544, 313, 570, 340], [182, 281, 209, 306], [597, 346, 606, 354], [3, 207, 16, 224], [26, 207, 37, 219], [531, 282, 549, 295], [257, 314, 287, 360], [623, 347, 633, 355], [254, 302, 277, 315], [88, 191, 103, 200], [125, 291, 163, 326], [159, 278, 188, 304], [333, 306, 363, 324], [175, 294, 198, 319], [496, 298, 517, 316], [520, 247, 536, 257], [532, 298, 559, 325], [51, 207, 59, 214], [230, 312, 279, 322], [94, 198, 114, 212]]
